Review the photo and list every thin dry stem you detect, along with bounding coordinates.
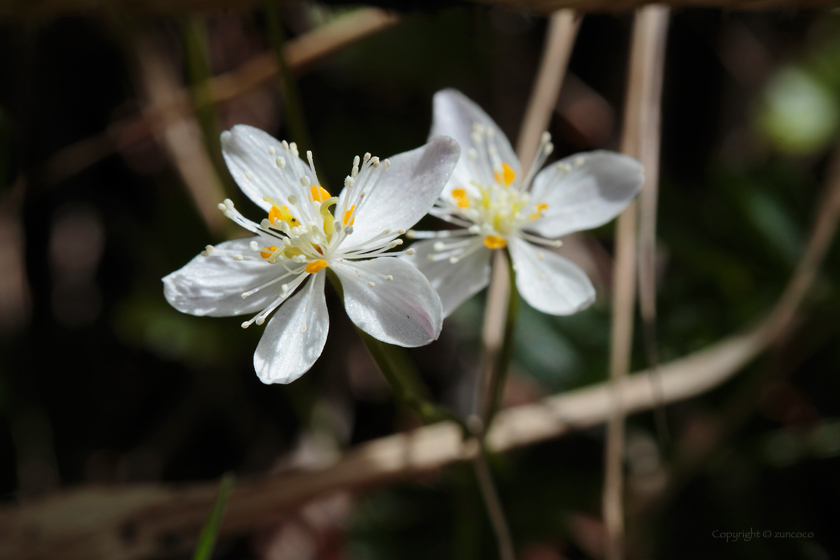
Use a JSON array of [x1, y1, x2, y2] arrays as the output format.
[[478, 7, 581, 429], [42, 8, 399, 185], [603, 6, 670, 560], [134, 33, 228, 236], [516, 10, 581, 166], [3, 0, 837, 21]]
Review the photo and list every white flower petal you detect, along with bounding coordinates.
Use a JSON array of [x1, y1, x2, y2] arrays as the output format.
[[254, 272, 329, 384], [527, 151, 643, 238], [342, 136, 460, 243], [431, 89, 521, 196], [509, 236, 595, 315], [332, 258, 443, 347], [403, 238, 492, 317], [163, 238, 291, 317], [221, 124, 313, 217]]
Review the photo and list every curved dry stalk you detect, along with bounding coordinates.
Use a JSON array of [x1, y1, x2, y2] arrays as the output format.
[[603, 7, 669, 560], [4, 132, 839, 560], [42, 8, 399, 186]]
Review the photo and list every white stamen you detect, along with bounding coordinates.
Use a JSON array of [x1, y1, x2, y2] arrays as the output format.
[[368, 282, 375, 287], [276, 157, 286, 168], [269, 146, 276, 155]]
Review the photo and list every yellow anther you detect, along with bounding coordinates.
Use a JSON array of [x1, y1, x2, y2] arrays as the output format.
[[452, 188, 470, 208], [311, 185, 332, 202], [268, 205, 298, 226], [483, 235, 507, 249], [305, 259, 328, 273], [260, 246, 278, 259], [343, 205, 356, 226], [494, 162, 516, 187], [530, 202, 549, 220]]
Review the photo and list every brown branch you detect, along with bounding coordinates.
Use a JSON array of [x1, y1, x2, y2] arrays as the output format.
[[4, 132, 840, 559], [41, 8, 399, 185], [1, 0, 834, 21], [468, 0, 836, 14], [603, 6, 669, 560], [133, 33, 229, 236]]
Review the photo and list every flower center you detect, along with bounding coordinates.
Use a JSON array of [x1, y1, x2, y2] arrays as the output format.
[[447, 171, 548, 237], [247, 147, 396, 270], [436, 123, 556, 242]]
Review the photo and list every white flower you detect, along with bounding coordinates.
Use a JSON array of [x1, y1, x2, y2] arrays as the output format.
[[163, 125, 460, 384], [405, 89, 644, 317]]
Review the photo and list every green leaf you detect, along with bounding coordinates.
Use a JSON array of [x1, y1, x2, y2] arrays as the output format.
[[192, 472, 235, 560]]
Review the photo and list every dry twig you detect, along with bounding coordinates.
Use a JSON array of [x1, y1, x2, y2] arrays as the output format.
[[602, 7, 669, 560], [42, 8, 399, 185], [516, 10, 581, 166]]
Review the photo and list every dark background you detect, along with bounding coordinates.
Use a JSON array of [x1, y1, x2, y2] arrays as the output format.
[[1, 2, 839, 559]]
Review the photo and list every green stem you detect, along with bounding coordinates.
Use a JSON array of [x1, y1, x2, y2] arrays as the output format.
[[264, 0, 313, 152], [325, 270, 466, 431], [483, 251, 519, 428], [473, 451, 515, 560], [192, 472, 235, 560]]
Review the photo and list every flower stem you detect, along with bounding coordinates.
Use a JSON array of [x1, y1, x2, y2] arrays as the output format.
[[264, 0, 313, 152], [325, 270, 466, 430], [474, 250, 519, 560], [473, 451, 515, 560], [481, 250, 519, 429]]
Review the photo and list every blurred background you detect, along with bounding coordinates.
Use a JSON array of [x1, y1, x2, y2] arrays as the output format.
[[1, 1, 840, 559]]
